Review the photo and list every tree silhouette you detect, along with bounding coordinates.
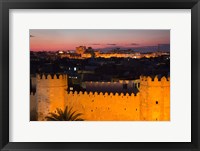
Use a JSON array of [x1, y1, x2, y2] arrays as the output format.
[[45, 106, 84, 121]]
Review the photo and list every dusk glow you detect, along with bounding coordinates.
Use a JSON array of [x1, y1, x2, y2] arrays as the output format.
[[30, 29, 170, 51], [30, 29, 170, 121]]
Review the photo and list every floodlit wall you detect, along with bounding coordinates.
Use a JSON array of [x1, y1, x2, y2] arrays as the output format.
[[31, 74, 170, 121], [35, 74, 67, 121], [30, 92, 37, 121], [140, 76, 170, 121], [65, 91, 140, 121]]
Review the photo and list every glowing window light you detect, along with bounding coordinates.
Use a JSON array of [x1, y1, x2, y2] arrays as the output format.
[[58, 51, 64, 54]]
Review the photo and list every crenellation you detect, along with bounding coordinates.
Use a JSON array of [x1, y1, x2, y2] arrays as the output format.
[[30, 92, 36, 96], [36, 74, 41, 79], [104, 92, 108, 96], [84, 91, 88, 95], [114, 92, 119, 95], [140, 75, 170, 121], [94, 92, 99, 96], [42, 74, 46, 79], [66, 91, 140, 97], [161, 76, 167, 82], [140, 76, 169, 87], [109, 92, 114, 96], [47, 74, 52, 79], [125, 93, 130, 97], [79, 91, 83, 95], [135, 92, 140, 97], [120, 93, 124, 96], [31, 75, 170, 121], [131, 93, 135, 96], [36, 74, 67, 80], [53, 74, 57, 79]]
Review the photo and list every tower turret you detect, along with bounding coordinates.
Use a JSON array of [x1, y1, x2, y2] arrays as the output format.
[[139, 76, 170, 121], [36, 74, 68, 121]]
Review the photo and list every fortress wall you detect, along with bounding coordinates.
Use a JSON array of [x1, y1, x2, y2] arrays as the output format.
[[140, 76, 170, 121], [31, 76, 37, 90], [33, 74, 170, 121], [36, 74, 67, 121], [65, 91, 140, 121], [163, 77, 170, 120], [30, 92, 37, 120], [30, 92, 36, 112]]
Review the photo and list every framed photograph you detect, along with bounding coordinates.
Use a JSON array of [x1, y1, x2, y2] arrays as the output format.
[[0, 0, 199, 151]]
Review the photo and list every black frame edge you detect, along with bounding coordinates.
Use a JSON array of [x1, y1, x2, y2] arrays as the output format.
[[191, 1, 199, 150], [197, 1, 200, 151], [1, 0, 9, 150], [0, 0, 3, 149], [0, 1, 198, 9]]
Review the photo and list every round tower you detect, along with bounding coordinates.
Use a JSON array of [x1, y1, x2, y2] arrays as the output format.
[[36, 74, 68, 121]]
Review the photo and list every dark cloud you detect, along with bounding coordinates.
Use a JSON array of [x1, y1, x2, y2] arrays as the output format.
[[91, 43, 101, 45], [30, 35, 35, 37], [107, 44, 116, 46], [130, 43, 139, 46]]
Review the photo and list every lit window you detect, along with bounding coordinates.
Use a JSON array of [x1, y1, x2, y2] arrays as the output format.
[[70, 87, 73, 90], [74, 67, 77, 71]]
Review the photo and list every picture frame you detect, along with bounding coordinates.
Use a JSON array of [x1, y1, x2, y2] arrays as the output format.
[[0, 0, 199, 150]]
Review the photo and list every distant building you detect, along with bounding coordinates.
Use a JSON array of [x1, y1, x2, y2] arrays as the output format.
[[76, 46, 87, 55]]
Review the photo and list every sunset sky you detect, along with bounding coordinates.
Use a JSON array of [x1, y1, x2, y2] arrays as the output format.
[[30, 29, 170, 51]]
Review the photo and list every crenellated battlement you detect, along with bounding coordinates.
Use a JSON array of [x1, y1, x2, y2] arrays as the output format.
[[36, 74, 67, 88], [31, 74, 170, 121], [140, 75, 170, 81], [65, 89, 141, 120], [36, 74, 67, 80], [140, 76, 170, 87], [66, 90, 139, 97], [30, 92, 36, 96]]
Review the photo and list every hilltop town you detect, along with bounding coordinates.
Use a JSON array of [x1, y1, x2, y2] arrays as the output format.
[[30, 46, 170, 121]]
